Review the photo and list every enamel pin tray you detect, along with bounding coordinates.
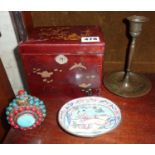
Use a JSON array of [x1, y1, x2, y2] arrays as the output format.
[[58, 96, 121, 137]]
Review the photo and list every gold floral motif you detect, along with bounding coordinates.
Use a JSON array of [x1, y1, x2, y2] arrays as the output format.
[[46, 79, 53, 83], [64, 33, 81, 40], [43, 79, 47, 81], [37, 71, 53, 78], [37, 27, 92, 41], [69, 63, 87, 71], [79, 83, 92, 88], [91, 75, 96, 79], [54, 69, 58, 72], [32, 67, 63, 84], [86, 75, 96, 79]]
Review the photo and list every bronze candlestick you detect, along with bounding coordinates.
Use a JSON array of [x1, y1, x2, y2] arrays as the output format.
[[104, 15, 152, 98]]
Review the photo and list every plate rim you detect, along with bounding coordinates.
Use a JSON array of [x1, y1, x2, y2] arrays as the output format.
[[58, 96, 122, 137]]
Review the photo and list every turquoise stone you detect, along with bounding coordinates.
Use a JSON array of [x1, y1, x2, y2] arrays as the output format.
[[43, 113, 46, 117], [9, 102, 13, 106], [6, 107, 10, 111], [12, 100, 16, 104], [16, 96, 20, 99], [13, 99, 16, 102], [17, 114, 36, 127], [6, 111, 10, 115], [34, 98, 39, 102], [20, 95, 25, 100], [42, 109, 46, 113], [40, 105, 45, 109], [12, 103, 17, 107], [35, 101, 39, 106], [8, 107, 13, 111], [29, 96, 33, 100], [39, 101, 43, 104], [29, 100, 34, 104]]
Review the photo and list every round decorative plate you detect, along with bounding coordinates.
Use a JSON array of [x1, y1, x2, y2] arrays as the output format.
[[58, 96, 121, 137]]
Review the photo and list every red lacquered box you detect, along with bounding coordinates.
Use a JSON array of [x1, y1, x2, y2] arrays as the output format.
[[19, 26, 105, 98]]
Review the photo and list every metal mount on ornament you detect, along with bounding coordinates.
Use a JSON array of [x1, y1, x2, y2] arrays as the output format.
[[6, 89, 46, 130]]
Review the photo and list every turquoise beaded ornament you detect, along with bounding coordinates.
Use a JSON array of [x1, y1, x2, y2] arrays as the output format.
[[6, 89, 46, 130]]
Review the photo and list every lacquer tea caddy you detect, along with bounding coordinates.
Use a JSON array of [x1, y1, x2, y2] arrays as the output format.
[[19, 26, 105, 98]]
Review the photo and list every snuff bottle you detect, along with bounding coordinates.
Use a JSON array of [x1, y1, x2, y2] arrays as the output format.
[[6, 89, 46, 130]]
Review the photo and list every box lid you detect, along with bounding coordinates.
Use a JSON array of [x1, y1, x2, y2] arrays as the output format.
[[19, 26, 105, 54]]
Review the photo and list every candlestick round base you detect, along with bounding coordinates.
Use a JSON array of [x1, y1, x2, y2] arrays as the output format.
[[104, 71, 152, 98]]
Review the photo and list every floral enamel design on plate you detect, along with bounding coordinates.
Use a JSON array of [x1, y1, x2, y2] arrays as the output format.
[[58, 96, 121, 137]]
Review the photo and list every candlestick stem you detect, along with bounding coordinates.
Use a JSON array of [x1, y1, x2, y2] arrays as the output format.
[[104, 15, 152, 98]]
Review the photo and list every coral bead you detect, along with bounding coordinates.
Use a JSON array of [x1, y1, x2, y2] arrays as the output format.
[[36, 121, 40, 125], [32, 107, 36, 112], [39, 118, 42, 122], [11, 122, 15, 126], [14, 125, 19, 129], [9, 113, 13, 117], [14, 110, 18, 114], [39, 114, 42, 118], [9, 118, 13, 122], [33, 124, 36, 128], [18, 89, 25, 95], [25, 106, 30, 110], [36, 111, 41, 115], [19, 107, 23, 112]]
